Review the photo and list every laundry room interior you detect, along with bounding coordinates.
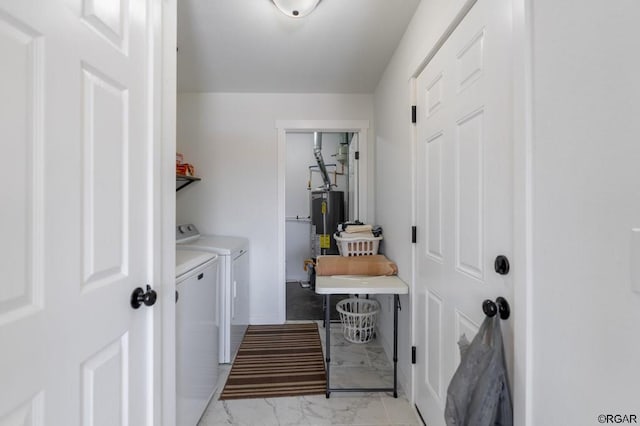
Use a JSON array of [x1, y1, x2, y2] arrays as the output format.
[[172, 2, 406, 415], [168, 0, 640, 425], [3, 0, 639, 424]]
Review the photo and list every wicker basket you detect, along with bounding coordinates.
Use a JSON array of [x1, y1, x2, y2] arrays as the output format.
[[334, 235, 382, 257], [336, 298, 380, 344]]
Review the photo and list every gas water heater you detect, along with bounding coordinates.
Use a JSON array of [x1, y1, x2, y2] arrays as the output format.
[[310, 190, 344, 256]]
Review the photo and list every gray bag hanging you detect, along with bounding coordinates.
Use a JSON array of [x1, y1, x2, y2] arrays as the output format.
[[444, 315, 513, 426]]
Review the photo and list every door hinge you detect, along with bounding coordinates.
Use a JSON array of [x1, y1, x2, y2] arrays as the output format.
[[355, 151, 360, 160], [411, 105, 417, 124], [412, 346, 417, 364], [411, 226, 417, 243]]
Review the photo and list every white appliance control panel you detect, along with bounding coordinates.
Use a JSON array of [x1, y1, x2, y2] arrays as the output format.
[[176, 224, 200, 243]]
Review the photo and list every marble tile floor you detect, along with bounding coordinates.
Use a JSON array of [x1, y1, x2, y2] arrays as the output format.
[[198, 321, 421, 426]]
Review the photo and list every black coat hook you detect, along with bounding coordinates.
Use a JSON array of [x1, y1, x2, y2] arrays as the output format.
[[496, 297, 510, 319]]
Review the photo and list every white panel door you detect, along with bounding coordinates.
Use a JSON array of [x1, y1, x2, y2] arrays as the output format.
[[0, 1, 157, 425], [414, 0, 513, 424], [348, 132, 359, 221]]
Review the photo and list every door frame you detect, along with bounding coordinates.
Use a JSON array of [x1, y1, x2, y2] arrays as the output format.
[[408, 0, 534, 424], [275, 120, 370, 323], [159, 0, 178, 424]]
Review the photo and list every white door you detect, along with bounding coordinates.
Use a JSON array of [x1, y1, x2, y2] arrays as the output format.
[[414, 0, 513, 424], [0, 1, 158, 425], [348, 133, 359, 221]]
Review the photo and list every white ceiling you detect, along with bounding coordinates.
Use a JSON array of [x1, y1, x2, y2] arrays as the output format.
[[177, 0, 421, 93]]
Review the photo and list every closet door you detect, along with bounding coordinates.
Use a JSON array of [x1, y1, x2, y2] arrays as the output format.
[[414, 0, 514, 424]]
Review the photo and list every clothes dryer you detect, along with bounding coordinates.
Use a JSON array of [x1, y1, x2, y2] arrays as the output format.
[[177, 224, 250, 363]]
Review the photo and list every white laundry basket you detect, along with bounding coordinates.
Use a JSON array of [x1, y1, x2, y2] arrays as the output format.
[[334, 235, 383, 257], [336, 298, 380, 344]]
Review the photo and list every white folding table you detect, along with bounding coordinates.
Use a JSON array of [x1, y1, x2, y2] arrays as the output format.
[[315, 275, 409, 398]]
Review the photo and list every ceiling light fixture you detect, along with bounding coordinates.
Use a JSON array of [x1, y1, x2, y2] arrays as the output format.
[[272, 0, 321, 18]]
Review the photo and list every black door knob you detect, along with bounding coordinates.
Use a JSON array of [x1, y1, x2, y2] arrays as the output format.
[[482, 299, 497, 317], [494, 255, 510, 275], [131, 285, 158, 309]]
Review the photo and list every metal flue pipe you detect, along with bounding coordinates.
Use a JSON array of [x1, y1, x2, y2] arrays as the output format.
[[313, 132, 332, 191]]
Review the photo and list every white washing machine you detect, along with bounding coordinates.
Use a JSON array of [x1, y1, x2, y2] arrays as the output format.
[[176, 224, 250, 363], [175, 249, 219, 426]]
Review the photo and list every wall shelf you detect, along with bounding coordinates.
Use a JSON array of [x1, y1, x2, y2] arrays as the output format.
[[176, 174, 201, 191]]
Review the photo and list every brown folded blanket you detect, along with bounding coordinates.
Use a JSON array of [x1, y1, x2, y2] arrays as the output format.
[[315, 255, 398, 276]]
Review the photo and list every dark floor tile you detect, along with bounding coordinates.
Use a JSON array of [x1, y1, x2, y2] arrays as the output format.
[[286, 281, 349, 320]]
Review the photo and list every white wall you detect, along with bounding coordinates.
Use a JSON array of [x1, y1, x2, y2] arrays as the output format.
[[176, 93, 373, 324], [285, 218, 311, 282], [528, 1, 640, 424], [372, 0, 468, 402], [285, 132, 313, 282]]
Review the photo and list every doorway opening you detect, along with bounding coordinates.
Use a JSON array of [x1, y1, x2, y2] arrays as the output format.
[[276, 120, 370, 323], [285, 132, 357, 320]]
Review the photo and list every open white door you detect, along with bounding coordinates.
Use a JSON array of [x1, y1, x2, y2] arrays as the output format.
[[0, 1, 159, 424], [414, 0, 514, 424], [348, 132, 359, 222]]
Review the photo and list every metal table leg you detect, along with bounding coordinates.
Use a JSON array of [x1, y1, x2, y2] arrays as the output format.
[[325, 293, 331, 398], [393, 294, 399, 398]]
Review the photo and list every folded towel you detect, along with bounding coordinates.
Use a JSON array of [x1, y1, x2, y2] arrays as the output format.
[[337, 231, 375, 239], [344, 224, 373, 233], [315, 255, 398, 276]]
